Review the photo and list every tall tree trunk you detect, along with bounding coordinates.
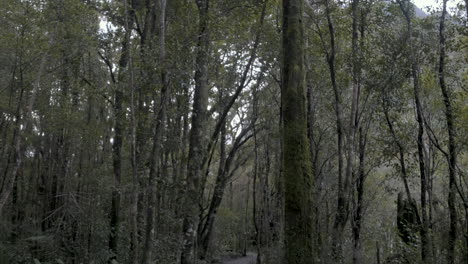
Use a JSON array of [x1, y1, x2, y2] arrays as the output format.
[[322, 0, 346, 261], [346, 0, 360, 219], [351, 4, 366, 263], [181, 0, 210, 263], [438, 1, 457, 262], [252, 69, 262, 263], [281, 0, 314, 263], [135, 1, 157, 257], [141, 0, 168, 262], [259, 141, 272, 263], [109, 62, 123, 262], [464, 206, 468, 264], [305, 33, 323, 261], [129, 2, 139, 261], [109, 1, 133, 259], [243, 174, 251, 256], [352, 126, 367, 264], [396, 1, 432, 262], [253, 116, 261, 264]]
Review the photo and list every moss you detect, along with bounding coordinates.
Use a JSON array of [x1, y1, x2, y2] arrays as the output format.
[[282, 0, 314, 263]]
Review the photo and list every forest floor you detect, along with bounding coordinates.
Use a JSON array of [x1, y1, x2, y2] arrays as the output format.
[[221, 252, 257, 264]]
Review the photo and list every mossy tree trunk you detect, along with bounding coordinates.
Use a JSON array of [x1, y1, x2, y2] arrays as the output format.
[[281, 0, 314, 263], [181, 0, 210, 263]]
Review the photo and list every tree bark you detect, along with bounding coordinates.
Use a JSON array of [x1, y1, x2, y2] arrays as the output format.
[[282, 0, 314, 263], [253, 114, 261, 264], [109, 1, 133, 260], [351, 6, 367, 262], [396, 1, 432, 262], [198, 123, 253, 259], [382, 103, 412, 201], [129, 37, 139, 264], [180, 0, 210, 263], [243, 173, 251, 256], [322, 0, 347, 261], [352, 127, 367, 264], [197, 120, 226, 259], [141, 0, 169, 262], [438, 1, 457, 262]]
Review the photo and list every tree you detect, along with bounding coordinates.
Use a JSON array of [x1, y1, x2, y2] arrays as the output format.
[[107, 0, 133, 260], [281, 0, 314, 263], [396, 1, 432, 262], [0, 0, 466, 263], [437, 1, 457, 262], [180, 0, 211, 263]]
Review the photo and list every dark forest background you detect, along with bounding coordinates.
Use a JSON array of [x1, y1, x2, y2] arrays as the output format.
[[0, 0, 467, 263]]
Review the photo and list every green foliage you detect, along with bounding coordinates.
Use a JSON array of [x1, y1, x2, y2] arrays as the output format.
[[0, 0, 466, 263]]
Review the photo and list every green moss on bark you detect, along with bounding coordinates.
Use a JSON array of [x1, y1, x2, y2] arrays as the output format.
[[282, 0, 314, 263]]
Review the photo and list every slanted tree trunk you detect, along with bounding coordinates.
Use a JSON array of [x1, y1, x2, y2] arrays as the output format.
[[181, 0, 210, 263], [438, 1, 457, 262], [198, 120, 226, 259], [281, 0, 314, 263], [382, 102, 412, 201], [198, 123, 253, 259]]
